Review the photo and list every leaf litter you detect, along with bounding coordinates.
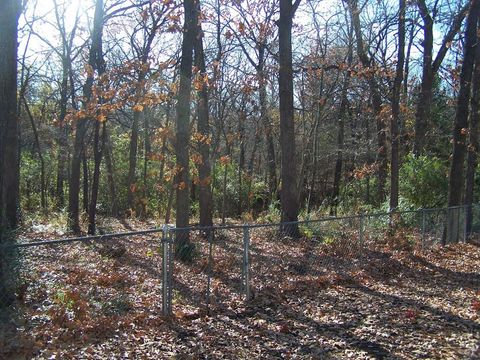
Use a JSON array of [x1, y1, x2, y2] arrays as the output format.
[[1, 218, 479, 359]]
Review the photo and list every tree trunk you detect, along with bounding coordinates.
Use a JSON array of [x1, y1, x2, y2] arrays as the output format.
[[347, 0, 387, 202], [23, 97, 46, 211], [0, 0, 20, 230], [68, 0, 104, 233], [258, 46, 277, 202], [88, 121, 106, 235], [279, 0, 300, 236], [142, 109, 151, 217], [238, 106, 246, 215], [331, 32, 353, 215], [87, 0, 106, 234], [56, 55, 70, 208], [165, 182, 174, 224], [465, 13, 480, 237], [390, 0, 405, 212], [82, 149, 89, 215], [175, 0, 196, 254], [104, 125, 118, 215], [403, 17, 415, 98], [307, 110, 320, 214], [193, 0, 213, 228], [0, 0, 21, 308], [414, 0, 469, 155], [127, 110, 140, 211], [447, 0, 479, 243], [413, 0, 433, 156], [221, 161, 227, 225]]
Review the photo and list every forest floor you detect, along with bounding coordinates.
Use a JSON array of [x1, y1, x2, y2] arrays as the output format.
[[1, 217, 480, 359]]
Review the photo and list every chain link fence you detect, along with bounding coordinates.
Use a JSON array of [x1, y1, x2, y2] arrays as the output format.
[[0, 228, 166, 351], [161, 204, 479, 315], [1, 204, 479, 329]]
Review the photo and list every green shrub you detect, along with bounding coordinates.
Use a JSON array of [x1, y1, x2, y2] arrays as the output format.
[[399, 153, 448, 208]]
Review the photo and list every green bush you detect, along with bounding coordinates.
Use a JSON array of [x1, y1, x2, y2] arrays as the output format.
[[399, 153, 448, 209]]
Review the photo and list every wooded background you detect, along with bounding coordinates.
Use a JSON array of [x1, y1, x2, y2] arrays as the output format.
[[1, 0, 479, 238]]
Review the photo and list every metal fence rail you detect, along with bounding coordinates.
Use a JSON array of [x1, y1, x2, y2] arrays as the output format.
[[1, 204, 479, 322]]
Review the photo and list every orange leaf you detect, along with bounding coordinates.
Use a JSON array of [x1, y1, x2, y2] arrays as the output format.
[[132, 104, 144, 112], [177, 181, 186, 190], [219, 155, 230, 165]]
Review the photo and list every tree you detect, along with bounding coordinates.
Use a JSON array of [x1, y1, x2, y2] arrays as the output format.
[[175, 0, 196, 254], [228, 0, 278, 201], [447, 0, 479, 243], [390, 0, 406, 212], [465, 11, 480, 237], [52, 0, 81, 208], [126, 2, 170, 212], [0, 0, 21, 307], [86, 0, 107, 236], [346, 0, 388, 203], [193, 0, 213, 228], [68, 0, 105, 233], [278, 0, 301, 236], [331, 15, 354, 215], [414, 0, 469, 155]]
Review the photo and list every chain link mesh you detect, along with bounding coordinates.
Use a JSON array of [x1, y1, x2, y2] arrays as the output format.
[[0, 231, 164, 353], [1, 204, 479, 356]]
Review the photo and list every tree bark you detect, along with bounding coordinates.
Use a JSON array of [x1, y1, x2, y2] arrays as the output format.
[[347, 0, 388, 203], [390, 0, 406, 212], [82, 150, 89, 215], [88, 121, 106, 235], [258, 45, 277, 201], [175, 0, 196, 251], [465, 13, 480, 237], [104, 125, 118, 215], [193, 0, 213, 228], [142, 109, 151, 217], [238, 105, 246, 215], [0, 0, 21, 231], [53, 0, 79, 209], [0, 0, 21, 308], [447, 0, 479, 243], [331, 30, 354, 215], [68, 0, 104, 233], [279, 0, 301, 236], [56, 56, 69, 208], [414, 0, 469, 155], [413, 0, 433, 156], [23, 97, 47, 211]]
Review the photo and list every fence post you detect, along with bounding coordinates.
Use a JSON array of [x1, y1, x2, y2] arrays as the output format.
[[162, 224, 171, 316], [463, 205, 468, 243], [359, 214, 364, 245], [421, 208, 426, 248], [242, 225, 251, 300]]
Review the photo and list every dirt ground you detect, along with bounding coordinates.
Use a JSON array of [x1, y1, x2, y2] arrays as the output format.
[[1, 219, 479, 359]]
